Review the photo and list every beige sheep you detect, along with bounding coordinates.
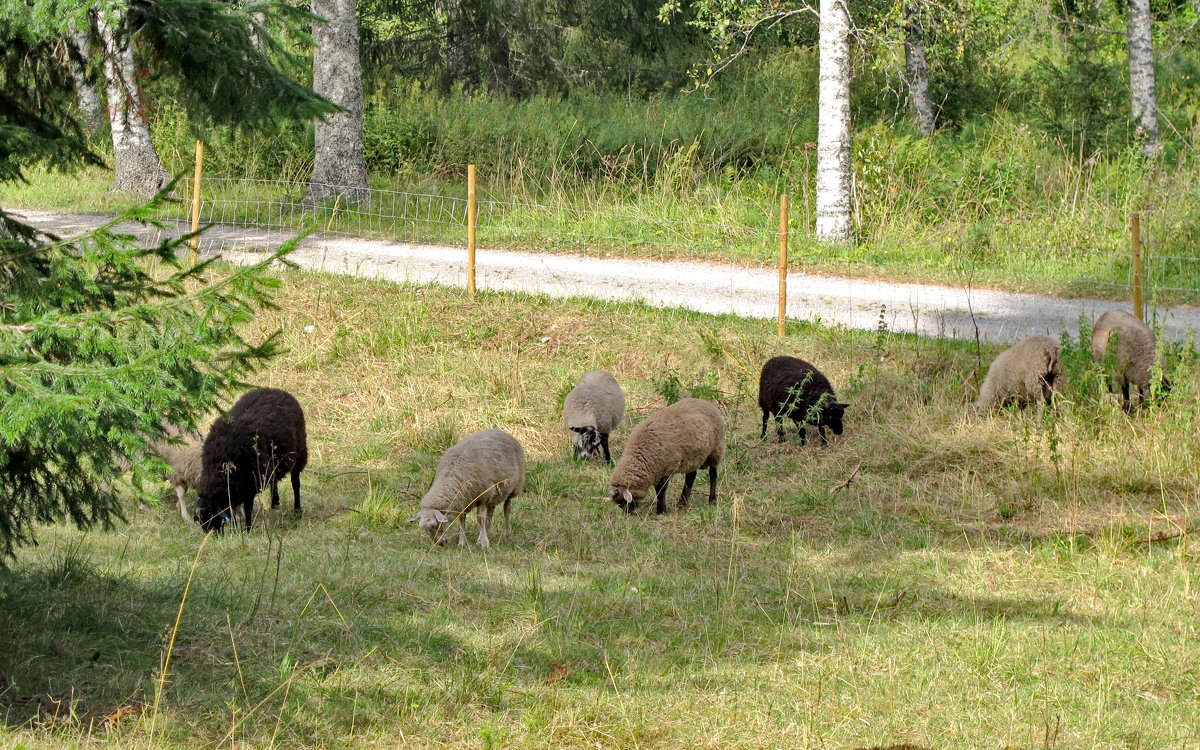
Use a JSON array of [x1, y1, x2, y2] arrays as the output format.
[[610, 398, 724, 514], [563, 369, 625, 463], [151, 424, 206, 521], [973, 334, 1063, 411], [408, 429, 525, 548], [1092, 309, 1168, 410]]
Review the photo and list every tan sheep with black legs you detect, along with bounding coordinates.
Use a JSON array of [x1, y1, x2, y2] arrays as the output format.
[[973, 334, 1063, 411], [1092, 309, 1168, 410], [408, 429, 525, 548], [609, 398, 724, 515], [563, 369, 625, 463]]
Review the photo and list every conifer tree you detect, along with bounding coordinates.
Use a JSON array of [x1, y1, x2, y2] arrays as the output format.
[[0, 0, 336, 560]]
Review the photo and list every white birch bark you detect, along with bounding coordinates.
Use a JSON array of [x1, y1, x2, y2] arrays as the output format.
[[68, 20, 105, 133], [307, 0, 370, 204], [904, 4, 935, 137], [1126, 0, 1161, 156], [817, 0, 853, 242], [96, 6, 169, 197]]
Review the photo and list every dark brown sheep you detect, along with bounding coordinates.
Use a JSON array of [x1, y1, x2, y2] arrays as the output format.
[[758, 356, 848, 445], [194, 388, 307, 533]]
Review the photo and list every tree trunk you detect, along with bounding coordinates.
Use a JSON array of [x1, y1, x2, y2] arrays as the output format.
[[1126, 0, 1161, 156], [307, 0, 369, 204], [96, 6, 169, 198], [817, 0, 852, 242], [248, 10, 267, 53], [438, 0, 475, 85], [68, 19, 105, 134], [904, 4, 935, 136]]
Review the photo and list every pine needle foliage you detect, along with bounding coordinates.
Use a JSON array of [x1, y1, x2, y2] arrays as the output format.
[[0, 0, 330, 560]]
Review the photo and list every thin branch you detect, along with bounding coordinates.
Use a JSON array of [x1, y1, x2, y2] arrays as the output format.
[[1049, 14, 1125, 36], [829, 463, 862, 493]]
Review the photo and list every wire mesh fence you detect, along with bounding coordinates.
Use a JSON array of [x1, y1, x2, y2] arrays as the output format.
[[161, 175, 1200, 344]]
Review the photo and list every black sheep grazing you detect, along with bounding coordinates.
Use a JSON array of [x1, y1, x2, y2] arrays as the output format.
[[194, 388, 308, 533], [758, 356, 849, 445]]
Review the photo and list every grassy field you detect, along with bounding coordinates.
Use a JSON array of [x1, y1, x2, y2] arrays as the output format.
[[2, 270, 1199, 749]]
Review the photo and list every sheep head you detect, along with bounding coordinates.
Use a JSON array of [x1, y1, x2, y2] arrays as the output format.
[[609, 484, 641, 513], [408, 508, 452, 545], [568, 425, 603, 460]]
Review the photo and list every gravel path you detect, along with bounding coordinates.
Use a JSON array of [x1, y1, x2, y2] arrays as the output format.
[[15, 208, 1200, 344]]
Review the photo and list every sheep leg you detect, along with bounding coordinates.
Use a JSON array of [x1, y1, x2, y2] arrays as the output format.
[[476, 504, 491, 549], [708, 466, 718, 505], [775, 414, 787, 443], [796, 422, 807, 446], [679, 471, 696, 508], [243, 496, 254, 533], [760, 409, 770, 439], [270, 480, 280, 508], [601, 433, 613, 465], [1121, 381, 1132, 413], [457, 513, 468, 546], [175, 484, 190, 522], [502, 496, 513, 540], [291, 470, 303, 516], [654, 477, 670, 515]]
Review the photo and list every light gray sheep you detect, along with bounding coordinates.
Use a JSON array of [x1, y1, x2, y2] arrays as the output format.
[[1092, 309, 1169, 410], [610, 398, 724, 514], [152, 424, 206, 521], [408, 429, 525, 548], [973, 334, 1063, 411], [562, 369, 625, 463]]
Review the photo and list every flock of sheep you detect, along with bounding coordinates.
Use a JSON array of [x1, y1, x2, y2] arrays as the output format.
[[156, 306, 1164, 545], [972, 308, 1166, 412]]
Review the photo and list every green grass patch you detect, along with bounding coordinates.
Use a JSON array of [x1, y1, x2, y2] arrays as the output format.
[[2, 272, 1199, 748]]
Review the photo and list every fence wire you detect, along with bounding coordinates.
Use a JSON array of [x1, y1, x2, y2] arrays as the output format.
[[164, 176, 1200, 343]]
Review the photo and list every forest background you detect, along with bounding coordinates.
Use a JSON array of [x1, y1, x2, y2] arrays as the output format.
[[17, 0, 1200, 290]]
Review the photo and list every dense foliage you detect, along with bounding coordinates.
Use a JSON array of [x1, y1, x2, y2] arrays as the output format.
[[0, 0, 334, 559]]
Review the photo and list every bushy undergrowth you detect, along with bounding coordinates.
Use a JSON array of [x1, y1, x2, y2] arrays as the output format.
[[1, 272, 1198, 749]]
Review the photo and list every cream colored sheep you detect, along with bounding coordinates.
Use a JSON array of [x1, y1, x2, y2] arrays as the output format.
[[1092, 309, 1167, 409], [973, 334, 1063, 411], [408, 429, 525, 548], [151, 424, 205, 521]]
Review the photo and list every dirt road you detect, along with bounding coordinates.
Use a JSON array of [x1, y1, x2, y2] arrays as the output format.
[[14, 208, 1200, 344]]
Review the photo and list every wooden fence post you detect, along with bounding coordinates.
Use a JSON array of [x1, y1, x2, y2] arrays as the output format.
[[1131, 211, 1144, 322], [778, 194, 789, 337], [189, 140, 204, 263], [467, 164, 477, 298]]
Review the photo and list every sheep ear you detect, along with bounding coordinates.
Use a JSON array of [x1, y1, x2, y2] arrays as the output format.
[[569, 426, 587, 434], [835, 402, 850, 409], [434, 510, 450, 524], [406, 514, 420, 523], [621, 488, 633, 504]]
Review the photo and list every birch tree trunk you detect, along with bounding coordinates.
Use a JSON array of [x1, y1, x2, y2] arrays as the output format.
[[68, 19, 105, 134], [817, 0, 852, 242], [1126, 0, 1161, 156], [96, 6, 169, 197], [307, 0, 369, 204], [904, 4, 935, 137]]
